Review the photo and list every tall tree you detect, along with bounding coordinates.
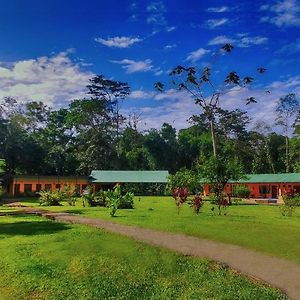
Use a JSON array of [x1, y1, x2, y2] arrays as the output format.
[[275, 93, 300, 172]]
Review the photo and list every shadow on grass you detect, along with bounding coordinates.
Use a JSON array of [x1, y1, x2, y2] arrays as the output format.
[[0, 216, 70, 236]]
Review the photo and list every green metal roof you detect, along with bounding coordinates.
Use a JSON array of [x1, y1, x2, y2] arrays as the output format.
[[89, 170, 169, 183], [229, 173, 300, 184]]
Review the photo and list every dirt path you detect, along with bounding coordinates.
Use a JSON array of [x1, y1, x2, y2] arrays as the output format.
[[18, 207, 300, 299]]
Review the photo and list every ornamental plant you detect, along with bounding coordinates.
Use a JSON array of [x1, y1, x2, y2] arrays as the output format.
[[172, 186, 189, 214], [192, 194, 203, 214]]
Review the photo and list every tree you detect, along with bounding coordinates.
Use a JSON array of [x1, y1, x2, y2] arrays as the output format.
[[198, 156, 244, 215], [155, 44, 264, 157], [87, 75, 130, 155], [275, 93, 300, 172]]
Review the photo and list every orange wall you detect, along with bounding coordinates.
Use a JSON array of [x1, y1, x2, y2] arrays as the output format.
[[203, 182, 300, 199], [11, 176, 89, 196]]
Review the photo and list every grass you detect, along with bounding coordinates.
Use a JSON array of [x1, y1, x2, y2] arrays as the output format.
[[0, 213, 287, 299], [19, 196, 300, 264]]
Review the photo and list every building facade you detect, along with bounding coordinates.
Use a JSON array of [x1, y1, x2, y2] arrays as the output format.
[[203, 173, 300, 199], [7, 170, 169, 196]]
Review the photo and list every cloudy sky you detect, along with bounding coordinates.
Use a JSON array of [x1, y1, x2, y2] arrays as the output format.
[[0, 0, 300, 130]]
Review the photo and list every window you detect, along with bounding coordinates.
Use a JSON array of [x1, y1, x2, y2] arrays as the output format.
[[55, 184, 61, 190], [45, 184, 52, 192], [36, 184, 42, 192], [24, 184, 32, 193]]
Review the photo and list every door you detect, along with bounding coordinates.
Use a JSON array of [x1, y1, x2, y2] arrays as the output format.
[[271, 185, 278, 198]]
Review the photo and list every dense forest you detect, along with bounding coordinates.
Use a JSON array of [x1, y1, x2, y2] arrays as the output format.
[[0, 74, 299, 178]]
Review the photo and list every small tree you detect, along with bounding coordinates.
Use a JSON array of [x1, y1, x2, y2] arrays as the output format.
[[167, 168, 200, 195], [172, 186, 189, 214], [199, 156, 244, 215]]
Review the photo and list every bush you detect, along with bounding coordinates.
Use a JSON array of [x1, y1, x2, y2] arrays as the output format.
[[104, 185, 135, 217], [280, 193, 300, 217], [172, 186, 189, 214], [119, 192, 134, 209], [191, 194, 203, 214], [232, 185, 251, 198], [39, 190, 63, 206]]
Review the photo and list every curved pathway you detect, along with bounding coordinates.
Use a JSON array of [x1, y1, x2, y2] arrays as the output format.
[[19, 207, 299, 299]]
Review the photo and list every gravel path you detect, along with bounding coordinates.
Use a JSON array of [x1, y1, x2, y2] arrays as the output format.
[[19, 207, 300, 299]]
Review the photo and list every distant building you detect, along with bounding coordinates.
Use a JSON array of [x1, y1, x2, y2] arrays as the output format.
[[7, 170, 169, 196], [203, 173, 300, 200]]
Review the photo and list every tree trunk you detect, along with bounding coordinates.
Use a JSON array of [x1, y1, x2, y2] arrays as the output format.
[[285, 135, 289, 173], [210, 119, 217, 157]]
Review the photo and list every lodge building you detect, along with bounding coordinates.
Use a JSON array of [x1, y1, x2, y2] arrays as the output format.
[[203, 173, 300, 199], [7, 170, 169, 197]]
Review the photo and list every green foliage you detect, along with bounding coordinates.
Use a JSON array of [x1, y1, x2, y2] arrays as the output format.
[[104, 185, 134, 217], [0, 159, 5, 174], [104, 185, 122, 217], [39, 190, 63, 206], [0, 186, 4, 200], [199, 155, 243, 215], [280, 193, 300, 217], [232, 185, 251, 198], [167, 168, 201, 195]]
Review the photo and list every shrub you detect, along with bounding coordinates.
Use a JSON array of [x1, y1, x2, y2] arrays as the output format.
[[63, 186, 77, 206], [167, 169, 201, 195], [172, 186, 189, 214], [191, 194, 203, 214], [104, 185, 135, 217], [232, 185, 251, 198], [280, 193, 300, 217], [39, 190, 63, 206], [105, 185, 122, 217], [119, 192, 134, 209]]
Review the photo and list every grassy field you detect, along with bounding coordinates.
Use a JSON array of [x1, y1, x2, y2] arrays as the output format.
[[19, 196, 300, 264], [0, 213, 287, 300]]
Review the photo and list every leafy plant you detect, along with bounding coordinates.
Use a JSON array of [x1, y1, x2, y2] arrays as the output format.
[[280, 193, 300, 217], [105, 185, 122, 217], [167, 169, 201, 195], [63, 186, 77, 206], [232, 185, 251, 198], [191, 194, 203, 214], [119, 191, 134, 209], [39, 190, 63, 206], [172, 186, 189, 214]]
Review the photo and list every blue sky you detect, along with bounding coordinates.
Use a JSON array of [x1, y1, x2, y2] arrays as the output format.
[[0, 0, 300, 130]]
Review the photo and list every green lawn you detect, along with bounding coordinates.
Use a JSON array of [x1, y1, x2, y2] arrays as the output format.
[[20, 196, 300, 264], [0, 213, 287, 299]]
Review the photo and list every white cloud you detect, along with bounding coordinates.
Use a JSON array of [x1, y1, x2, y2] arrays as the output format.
[[208, 35, 236, 45], [208, 34, 268, 47], [205, 18, 229, 29], [111, 58, 153, 73], [0, 51, 92, 106], [260, 0, 300, 27], [164, 44, 177, 50], [147, 1, 167, 25], [95, 36, 142, 48], [130, 90, 155, 99], [122, 76, 300, 132], [239, 36, 269, 47], [207, 6, 230, 13], [166, 26, 176, 32], [186, 48, 210, 62]]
